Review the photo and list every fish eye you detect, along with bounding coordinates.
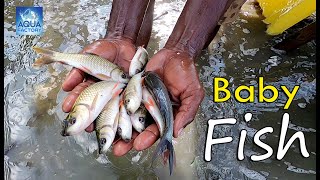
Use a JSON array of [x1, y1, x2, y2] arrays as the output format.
[[135, 69, 140, 74], [117, 127, 122, 135], [69, 117, 76, 125], [139, 117, 145, 123], [125, 99, 130, 104], [121, 73, 127, 79], [100, 138, 106, 145]]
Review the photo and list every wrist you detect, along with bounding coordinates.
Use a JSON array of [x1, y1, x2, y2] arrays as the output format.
[[162, 45, 195, 59], [164, 0, 230, 59], [105, 0, 154, 46], [104, 35, 135, 45]]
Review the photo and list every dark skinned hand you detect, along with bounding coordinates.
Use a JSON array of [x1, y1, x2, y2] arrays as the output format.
[[61, 37, 138, 156], [132, 48, 205, 152]]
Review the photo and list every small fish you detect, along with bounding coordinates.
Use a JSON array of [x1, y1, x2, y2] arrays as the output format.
[[144, 71, 176, 176], [130, 106, 147, 133], [61, 81, 125, 136], [142, 87, 165, 136], [96, 95, 120, 154], [32, 46, 129, 83], [124, 71, 144, 114], [129, 46, 148, 77], [117, 101, 132, 142]]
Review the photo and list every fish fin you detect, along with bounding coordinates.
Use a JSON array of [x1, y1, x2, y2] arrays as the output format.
[[33, 57, 55, 68], [91, 93, 101, 112], [152, 137, 176, 176], [32, 47, 57, 67], [141, 77, 145, 86], [163, 150, 169, 165], [112, 88, 123, 98], [80, 65, 92, 74], [148, 97, 155, 107], [32, 46, 55, 56], [77, 93, 100, 115], [96, 73, 111, 80], [112, 82, 119, 91], [119, 99, 124, 107], [114, 112, 120, 130], [141, 99, 150, 109]]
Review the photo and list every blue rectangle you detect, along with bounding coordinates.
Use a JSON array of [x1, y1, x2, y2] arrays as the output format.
[[16, 6, 43, 35]]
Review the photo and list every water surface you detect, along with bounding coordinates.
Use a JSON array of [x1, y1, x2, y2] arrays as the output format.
[[4, 0, 316, 179]]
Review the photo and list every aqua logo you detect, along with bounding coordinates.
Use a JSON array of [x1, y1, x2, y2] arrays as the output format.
[[16, 6, 43, 35]]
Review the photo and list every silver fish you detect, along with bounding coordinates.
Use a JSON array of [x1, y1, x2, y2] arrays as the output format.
[[62, 81, 125, 136], [142, 87, 165, 136], [144, 71, 175, 176], [130, 106, 147, 133], [129, 46, 148, 77], [124, 71, 143, 114], [96, 95, 120, 154], [117, 102, 132, 142], [32, 46, 129, 83]]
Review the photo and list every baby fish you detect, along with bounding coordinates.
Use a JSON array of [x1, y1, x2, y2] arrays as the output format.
[[130, 106, 147, 133], [124, 71, 144, 114], [96, 95, 120, 154], [117, 102, 132, 142], [142, 87, 165, 136], [129, 46, 148, 77], [144, 71, 176, 176], [62, 81, 125, 136], [32, 46, 129, 83]]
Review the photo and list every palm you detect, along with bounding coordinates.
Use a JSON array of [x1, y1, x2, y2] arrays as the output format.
[[145, 48, 204, 137]]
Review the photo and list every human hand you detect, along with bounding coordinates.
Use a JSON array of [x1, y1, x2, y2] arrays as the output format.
[[61, 37, 137, 151], [132, 48, 205, 152]]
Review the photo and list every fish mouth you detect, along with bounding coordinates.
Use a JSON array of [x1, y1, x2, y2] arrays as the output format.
[[61, 119, 70, 136]]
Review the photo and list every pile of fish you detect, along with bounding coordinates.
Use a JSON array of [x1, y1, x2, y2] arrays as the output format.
[[32, 46, 176, 175]]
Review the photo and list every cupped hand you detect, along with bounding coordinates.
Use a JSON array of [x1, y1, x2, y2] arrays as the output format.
[[132, 48, 205, 152], [61, 37, 138, 155]]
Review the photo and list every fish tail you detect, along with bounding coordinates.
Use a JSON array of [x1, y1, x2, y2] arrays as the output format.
[[32, 46, 55, 56], [152, 136, 176, 175], [32, 47, 56, 67]]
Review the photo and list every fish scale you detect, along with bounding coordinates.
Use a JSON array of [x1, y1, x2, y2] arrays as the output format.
[[74, 81, 116, 107], [96, 96, 119, 131], [54, 53, 118, 76], [62, 81, 125, 136], [32, 46, 129, 83], [95, 95, 120, 154]]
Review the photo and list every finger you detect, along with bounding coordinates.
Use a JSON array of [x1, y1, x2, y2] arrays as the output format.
[[62, 80, 96, 113], [133, 123, 160, 151], [85, 123, 95, 133], [62, 68, 86, 92], [113, 131, 139, 157], [113, 40, 136, 72], [82, 39, 117, 63], [145, 50, 166, 77], [173, 86, 205, 138]]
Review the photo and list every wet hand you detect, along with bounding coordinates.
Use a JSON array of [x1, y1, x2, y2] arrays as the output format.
[[132, 48, 205, 152], [61, 38, 135, 132]]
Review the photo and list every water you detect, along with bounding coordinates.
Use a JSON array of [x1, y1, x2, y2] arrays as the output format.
[[4, 0, 316, 179]]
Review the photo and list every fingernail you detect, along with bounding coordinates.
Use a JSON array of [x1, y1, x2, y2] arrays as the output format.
[[178, 128, 183, 137]]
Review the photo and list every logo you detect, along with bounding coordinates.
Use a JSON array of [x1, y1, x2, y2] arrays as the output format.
[[16, 6, 43, 35]]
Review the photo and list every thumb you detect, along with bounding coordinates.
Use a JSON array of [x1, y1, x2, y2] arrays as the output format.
[[173, 86, 205, 138], [81, 39, 117, 62]]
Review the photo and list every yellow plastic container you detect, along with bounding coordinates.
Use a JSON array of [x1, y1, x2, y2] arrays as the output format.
[[257, 0, 316, 35]]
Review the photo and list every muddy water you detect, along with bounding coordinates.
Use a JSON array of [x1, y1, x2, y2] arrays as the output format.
[[4, 0, 316, 180]]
